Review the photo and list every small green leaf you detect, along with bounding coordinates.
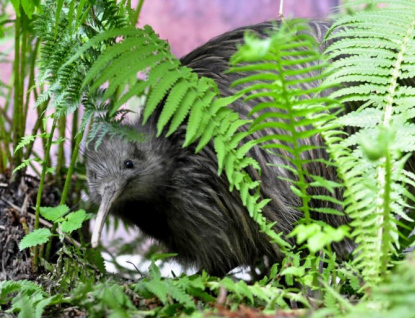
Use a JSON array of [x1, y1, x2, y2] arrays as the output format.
[[14, 134, 43, 153], [40, 205, 69, 222], [21, 0, 35, 18], [85, 249, 106, 273], [12, 158, 43, 175], [10, 0, 20, 16], [19, 229, 51, 250], [61, 210, 87, 233], [151, 253, 177, 261], [280, 266, 305, 277]]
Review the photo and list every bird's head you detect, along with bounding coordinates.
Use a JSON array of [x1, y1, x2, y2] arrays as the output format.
[[86, 125, 177, 248]]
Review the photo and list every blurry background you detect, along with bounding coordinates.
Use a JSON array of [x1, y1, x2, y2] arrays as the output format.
[[137, 0, 340, 57]]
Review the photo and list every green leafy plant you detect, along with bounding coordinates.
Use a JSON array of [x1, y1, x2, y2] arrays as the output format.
[[18, 205, 89, 251], [3, 0, 415, 317], [322, 0, 415, 287]]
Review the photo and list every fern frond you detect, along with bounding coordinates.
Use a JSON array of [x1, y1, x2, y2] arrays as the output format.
[[229, 20, 344, 238], [322, 0, 415, 287]]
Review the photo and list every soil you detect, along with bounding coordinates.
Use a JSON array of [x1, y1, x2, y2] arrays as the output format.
[[0, 171, 61, 281]]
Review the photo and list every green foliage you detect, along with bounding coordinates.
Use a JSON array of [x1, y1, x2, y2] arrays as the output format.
[[228, 20, 349, 254], [322, 0, 415, 287], [19, 228, 52, 250], [18, 205, 89, 250], [3, 0, 415, 316]]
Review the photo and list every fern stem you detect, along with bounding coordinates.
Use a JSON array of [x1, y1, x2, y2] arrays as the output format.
[[19, 13, 28, 140], [274, 50, 311, 223], [56, 115, 66, 183], [383, 18, 415, 126], [62, 130, 83, 205], [33, 116, 58, 270], [71, 109, 79, 157], [379, 149, 392, 278], [0, 110, 11, 172], [24, 101, 48, 161], [12, 12, 23, 183], [46, 129, 84, 260], [23, 38, 40, 133], [132, 0, 145, 25]]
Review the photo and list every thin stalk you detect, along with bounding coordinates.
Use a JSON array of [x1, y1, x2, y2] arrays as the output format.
[[61, 131, 83, 204], [275, 49, 311, 223], [0, 144, 6, 172], [23, 38, 40, 129], [379, 151, 392, 278], [33, 117, 57, 270], [45, 129, 84, 260], [131, 0, 145, 25], [28, 160, 41, 177], [36, 99, 51, 166], [4, 70, 14, 113], [24, 102, 47, 161], [12, 13, 23, 182], [56, 115, 66, 183], [71, 110, 79, 156], [0, 112, 12, 168], [279, 0, 284, 19], [19, 13, 28, 140]]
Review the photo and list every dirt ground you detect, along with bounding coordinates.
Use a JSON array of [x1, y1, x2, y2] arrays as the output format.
[[0, 172, 61, 281]]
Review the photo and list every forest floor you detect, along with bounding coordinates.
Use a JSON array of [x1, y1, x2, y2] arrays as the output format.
[[0, 172, 302, 318]]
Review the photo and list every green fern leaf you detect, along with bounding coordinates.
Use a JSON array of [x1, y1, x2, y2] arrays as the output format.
[[166, 89, 198, 137], [184, 90, 216, 146], [157, 79, 192, 136], [213, 136, 226, 175], [143, 70, 185, 124]]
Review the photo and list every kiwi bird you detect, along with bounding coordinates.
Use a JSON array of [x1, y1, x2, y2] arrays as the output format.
[[86, 20, 353, 276]]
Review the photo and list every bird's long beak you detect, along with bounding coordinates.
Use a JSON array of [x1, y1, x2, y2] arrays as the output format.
[[91, 181, 123, 248]]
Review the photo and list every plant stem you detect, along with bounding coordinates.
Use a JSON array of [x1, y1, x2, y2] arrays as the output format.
[[275, 48, 311, 223], [132, 0, 145, 25], [379, 150, 392, 278], [33, 116, 57, 270], [0, 112, 11, 171], [12, 12, 23, 183], [56, 115, 66, 183], [19, 13, 28, 140], [45, 129, 84, 260], [61, 131, 83, 205], [24, 102, 47, 160], [23, 38, 39, 130], [71, 110, 79, 157], [279, 0, 284, 19]]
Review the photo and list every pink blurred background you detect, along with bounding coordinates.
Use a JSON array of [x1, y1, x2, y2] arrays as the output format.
[[138, 0, 339, 57]]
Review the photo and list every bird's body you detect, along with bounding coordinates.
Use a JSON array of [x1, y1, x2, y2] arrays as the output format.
[[86, 20, 353, 276]]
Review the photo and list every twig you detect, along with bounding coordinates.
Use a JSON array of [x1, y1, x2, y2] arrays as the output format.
[[126, 260, 143, 277], [279, 0, 284, 20], [216, 285, 227, 306], [0, 198, 81, 248]]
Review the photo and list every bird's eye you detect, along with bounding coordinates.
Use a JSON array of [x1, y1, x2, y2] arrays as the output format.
[[124, 160, 134, 169]]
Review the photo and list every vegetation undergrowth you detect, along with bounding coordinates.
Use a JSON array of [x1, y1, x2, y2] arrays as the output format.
[[1, 0, 415, 317]]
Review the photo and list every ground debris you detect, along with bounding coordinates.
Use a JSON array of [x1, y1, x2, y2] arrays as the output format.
[[0, 173, 61, 281], [214, 305, 306, 318]]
